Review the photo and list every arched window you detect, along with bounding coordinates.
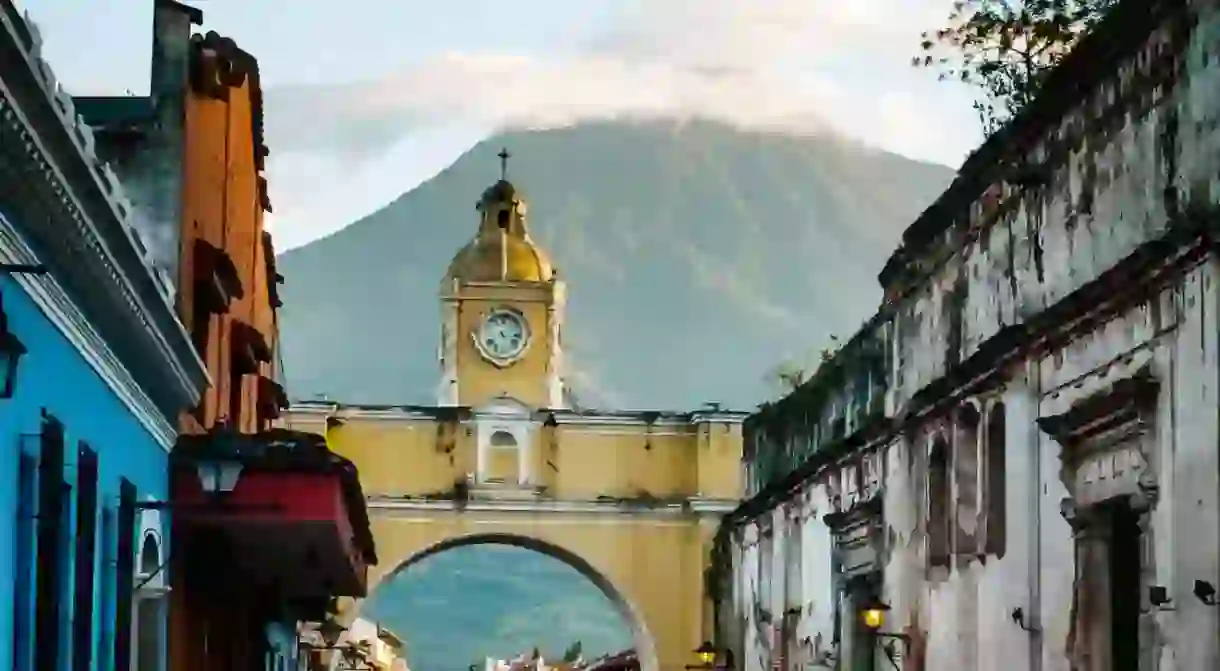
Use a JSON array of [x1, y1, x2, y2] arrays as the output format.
[[955, 403, 981, 556], [490, 430, 517, 448], [927, 435, 951, 568], [139, 533, 159, 577], [984, 402, 1007, 556], [484, 430, 521, 484]]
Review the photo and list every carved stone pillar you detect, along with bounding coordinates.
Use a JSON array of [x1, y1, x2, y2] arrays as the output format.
[[1063, 500, 1112, 671]]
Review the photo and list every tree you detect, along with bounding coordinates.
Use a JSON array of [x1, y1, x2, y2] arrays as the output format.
[[561, 641, 583, 663], [914, 0, 1118, 135], [762, 336, 841, 399]]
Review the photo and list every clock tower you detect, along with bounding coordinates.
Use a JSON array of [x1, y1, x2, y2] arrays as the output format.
[[437, 151, 566, 409]]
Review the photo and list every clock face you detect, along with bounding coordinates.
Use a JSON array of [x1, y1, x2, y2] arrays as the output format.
[[475, 309, 530, 363]]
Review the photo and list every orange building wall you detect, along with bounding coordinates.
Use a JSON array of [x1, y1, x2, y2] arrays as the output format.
[[169, 35, 284, 671], [176, 37, 281, 436]]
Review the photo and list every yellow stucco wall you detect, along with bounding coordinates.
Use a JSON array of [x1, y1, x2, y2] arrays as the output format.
[[451, 283, 557, 408], [280, 405, 744, 671]]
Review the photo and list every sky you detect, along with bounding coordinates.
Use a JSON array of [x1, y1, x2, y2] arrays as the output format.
[[16, 0, 983, 251]]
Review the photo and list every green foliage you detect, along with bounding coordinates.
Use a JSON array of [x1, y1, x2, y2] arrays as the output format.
[[562, 641, 583, 663], [914, 0, 1117, 134]]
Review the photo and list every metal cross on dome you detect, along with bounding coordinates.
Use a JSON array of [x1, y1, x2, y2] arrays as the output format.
[[498, 147, 511, 180]]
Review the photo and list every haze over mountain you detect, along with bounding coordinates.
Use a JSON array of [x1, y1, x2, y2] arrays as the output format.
[[276, 118, 954, 409]]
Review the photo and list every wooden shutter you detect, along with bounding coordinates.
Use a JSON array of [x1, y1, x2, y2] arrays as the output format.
[[73, 444, 99, 671]]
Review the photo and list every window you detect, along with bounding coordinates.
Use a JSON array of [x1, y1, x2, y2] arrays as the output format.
[[35, 415, 67, 671], [944, 274, 967, 369], [955, 403, 981, 557], [927, 435, 951, 568], [73, 444, 99, 671], [983, 402, 1007, 556]]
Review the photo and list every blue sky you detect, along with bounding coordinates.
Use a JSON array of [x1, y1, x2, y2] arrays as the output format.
[[18, 0, 983, 250]]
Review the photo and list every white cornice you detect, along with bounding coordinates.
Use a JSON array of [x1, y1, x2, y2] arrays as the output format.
[[287, 403, 750, 429], [0, 215, 177, 450], [366, 495, 738, 518], [549, 411, 750, 428]]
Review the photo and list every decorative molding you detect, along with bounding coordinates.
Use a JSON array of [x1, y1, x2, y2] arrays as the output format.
[[366, 495, 738, 518], [1040, 369, 1160, 508], [1037, 371, 1158, 451], [436, 298, 459, 405], [547, 280, 566, 409], [285, 402, 750, 429], [471, 305, 531, 369], [0, 214, 177, 450]]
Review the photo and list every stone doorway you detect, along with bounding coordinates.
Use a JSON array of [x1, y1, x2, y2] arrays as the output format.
[[1041, 372, 1159, 671]]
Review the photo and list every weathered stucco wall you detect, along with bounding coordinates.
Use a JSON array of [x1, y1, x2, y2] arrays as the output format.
[[720, 1, 1220, 669]]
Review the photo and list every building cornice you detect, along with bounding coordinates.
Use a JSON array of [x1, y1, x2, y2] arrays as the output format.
[[287, 401, 751, 429], [366, 495, 739, 518], [0, 214, 178, 450], [0, 9, 209, 415], [729, 222, 1211, 527]]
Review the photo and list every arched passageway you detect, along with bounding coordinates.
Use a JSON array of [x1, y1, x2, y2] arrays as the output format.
[[360, 533, 658, 671]]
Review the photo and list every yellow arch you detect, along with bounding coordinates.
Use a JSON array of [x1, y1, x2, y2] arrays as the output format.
[[371, 532, 659, 671]]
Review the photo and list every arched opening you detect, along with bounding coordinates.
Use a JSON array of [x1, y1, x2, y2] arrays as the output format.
[[485, 431, 520, 484], [139, 533, 159, 576], [359, 534, 656, 671], [132, 531, 166, 671], [983, 401, 1007, 556], [927, 435, 951, 568]]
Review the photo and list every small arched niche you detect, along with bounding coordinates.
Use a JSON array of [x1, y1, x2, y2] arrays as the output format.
[[485, 430, 520, 483], [474, 397, 537, 486]]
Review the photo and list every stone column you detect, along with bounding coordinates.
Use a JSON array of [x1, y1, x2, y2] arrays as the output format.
[[1063, 500, 1111, 671]]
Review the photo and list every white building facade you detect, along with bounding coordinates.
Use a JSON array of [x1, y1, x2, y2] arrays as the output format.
[[714, 1, 1220, 669]]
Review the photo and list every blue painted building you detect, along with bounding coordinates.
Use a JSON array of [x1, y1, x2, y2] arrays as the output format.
[[0, 3, 209, 671]]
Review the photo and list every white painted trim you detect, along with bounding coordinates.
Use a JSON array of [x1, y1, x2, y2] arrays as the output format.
[[471, 305, 532, 368], [367, 496, 738, 517], [436, 297, 459, 405], [0, 215, 178, 450], [0, 49, 206, 408], [550, 412, 750, 428]]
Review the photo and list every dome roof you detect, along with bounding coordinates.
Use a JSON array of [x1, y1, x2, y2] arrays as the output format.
[[445, 234, 553, 282], [445, 178, 554, 282]]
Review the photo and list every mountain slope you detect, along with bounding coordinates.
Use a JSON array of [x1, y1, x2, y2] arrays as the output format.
[[276, 119, 954, 409]]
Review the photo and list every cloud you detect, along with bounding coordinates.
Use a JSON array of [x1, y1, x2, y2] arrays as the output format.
[[262, 0, 976, 166], [259, 0, 982, 249]]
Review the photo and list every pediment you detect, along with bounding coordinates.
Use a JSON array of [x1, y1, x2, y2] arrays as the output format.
[[474, 395, 534, 420]]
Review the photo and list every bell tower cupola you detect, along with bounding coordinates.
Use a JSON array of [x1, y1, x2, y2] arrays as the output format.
[[436, 148, 567, 409]]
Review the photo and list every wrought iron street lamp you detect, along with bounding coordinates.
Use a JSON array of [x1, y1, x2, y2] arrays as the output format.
[[194, 423, 245, 498], [858, 598, 909, 671], [686, 641, 727, 670], [0, 314, 26, 399]]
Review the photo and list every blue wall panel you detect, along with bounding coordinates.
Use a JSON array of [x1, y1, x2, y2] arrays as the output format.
[[0, 274, 170, 671]]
